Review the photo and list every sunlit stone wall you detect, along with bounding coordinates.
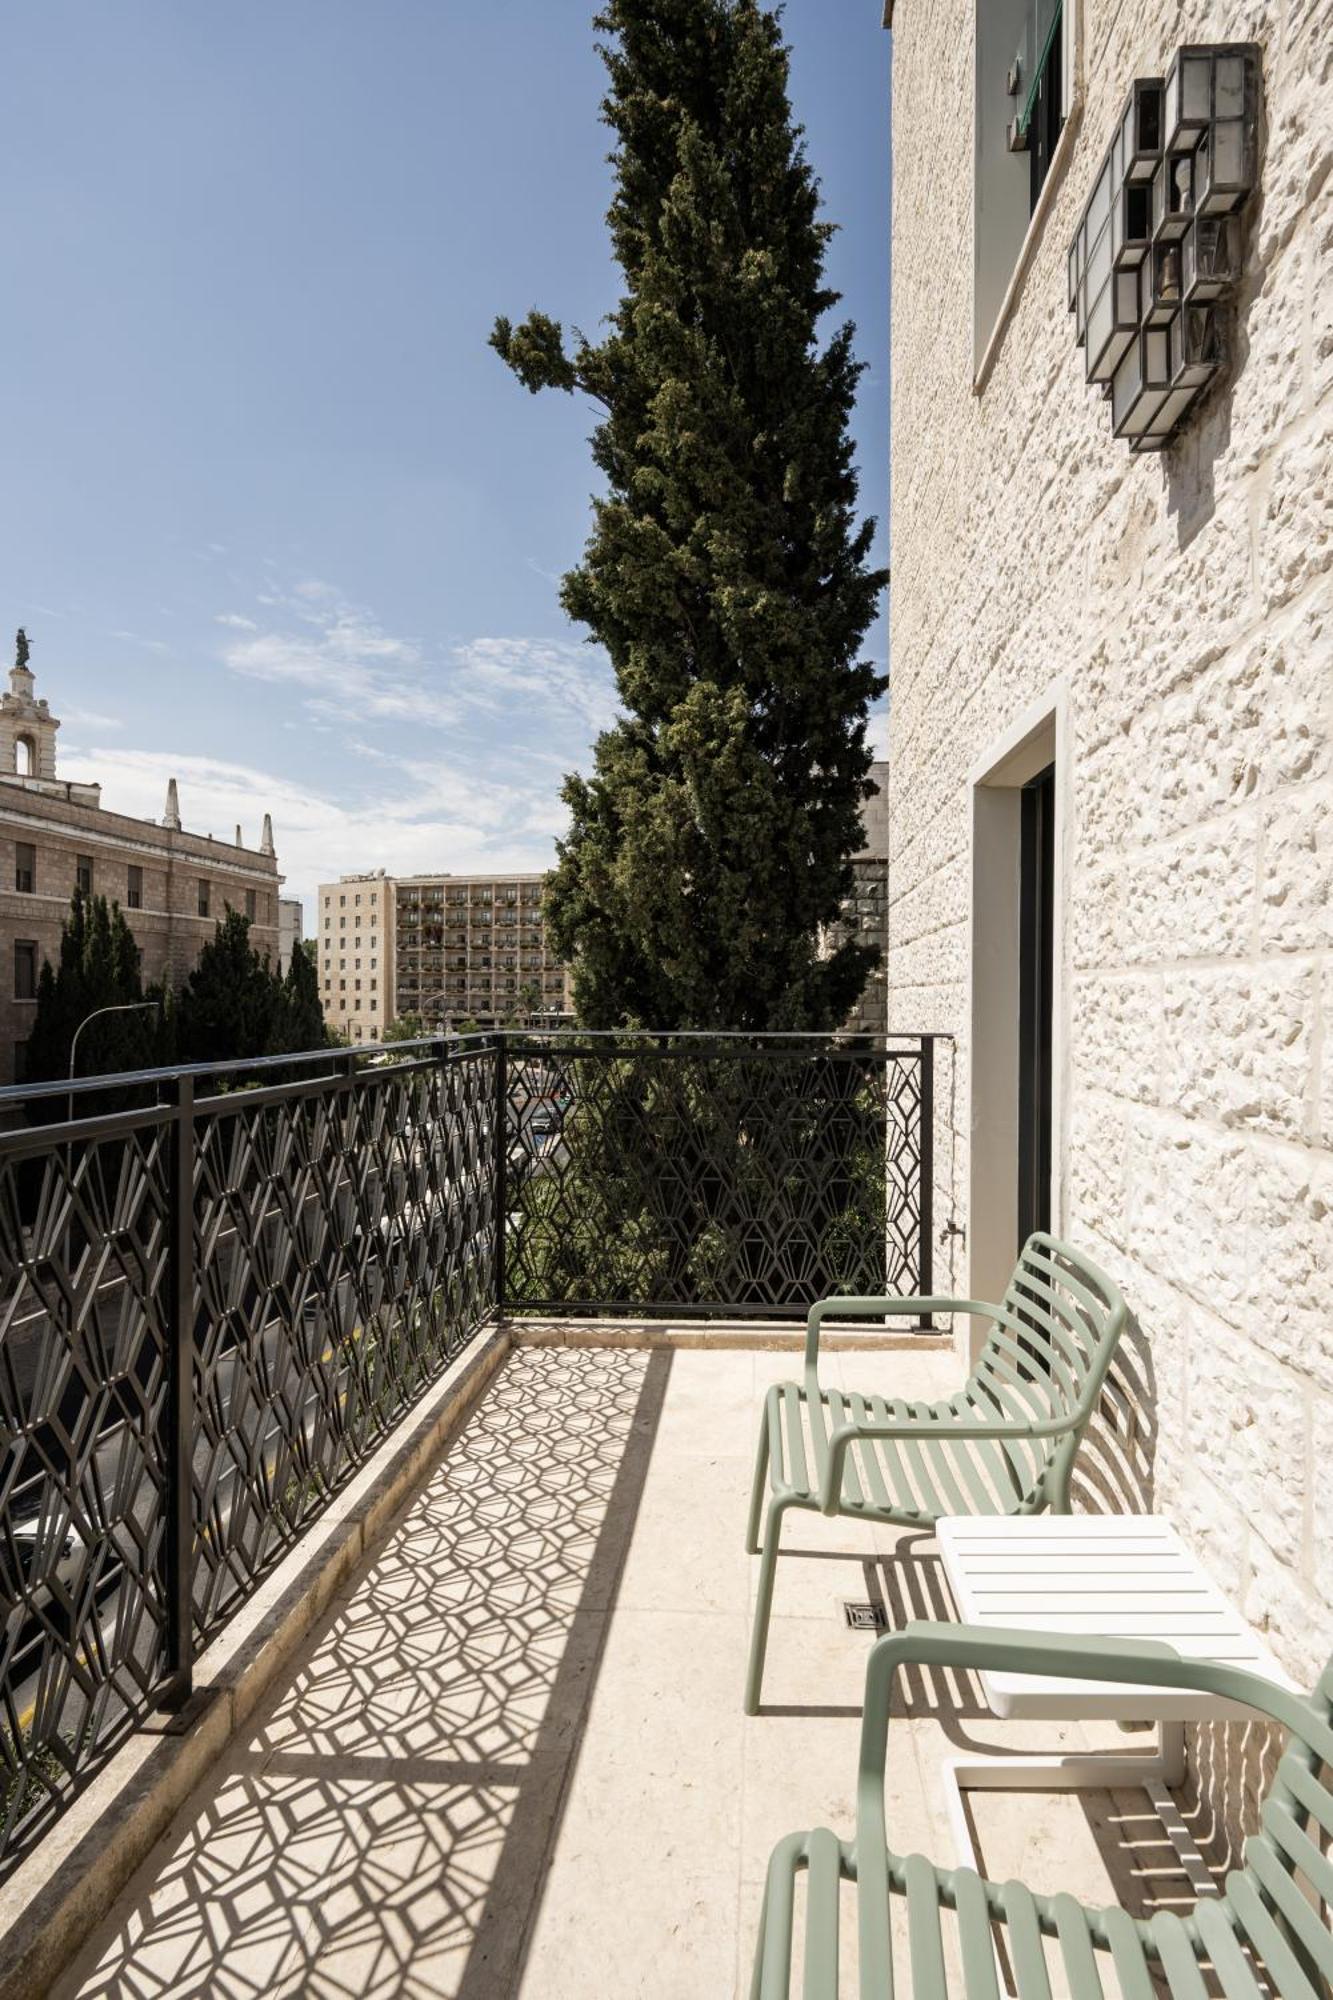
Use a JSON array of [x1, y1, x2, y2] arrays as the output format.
[[886, 0, 1332, 1703]]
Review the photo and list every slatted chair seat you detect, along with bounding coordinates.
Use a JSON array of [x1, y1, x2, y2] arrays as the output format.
[[752, 1623, 1333, 2000], [744, 1234, 1128, 1712]]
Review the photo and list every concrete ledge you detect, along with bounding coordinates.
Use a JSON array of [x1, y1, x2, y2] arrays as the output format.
[[505, 1315, 952, 1352], [0, 1320, 511, 2000]]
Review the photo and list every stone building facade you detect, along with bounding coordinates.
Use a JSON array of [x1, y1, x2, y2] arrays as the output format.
[[0, 646, 282, 1083], [885, 0, 1332, 1717], [822, 759, 889, 1034], [316, 869, 573, 1042]]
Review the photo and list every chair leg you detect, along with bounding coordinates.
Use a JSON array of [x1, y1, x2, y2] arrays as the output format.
[[746, 1403, 772, 1556], [745, 1498, 787, 1715]]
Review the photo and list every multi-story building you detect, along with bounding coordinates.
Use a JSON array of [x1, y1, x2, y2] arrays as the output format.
[[315, 871, 393, 1044], [823, 759, 888, 1034], [315, 869, 573, 1041], [394, 873, 572, 1029], [0, 639, 282, 1083], [885, 0, 1331, 1749], [277, 896, 304, 974]]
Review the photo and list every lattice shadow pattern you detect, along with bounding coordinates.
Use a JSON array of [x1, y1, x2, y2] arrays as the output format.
[[0, 1048, 498, 1878]]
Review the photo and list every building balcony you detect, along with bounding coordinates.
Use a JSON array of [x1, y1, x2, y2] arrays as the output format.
[[0, 1031, 1248, 1997]]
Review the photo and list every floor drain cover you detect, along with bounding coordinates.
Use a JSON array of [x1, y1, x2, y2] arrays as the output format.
[[843, 1601, 888, 1632]]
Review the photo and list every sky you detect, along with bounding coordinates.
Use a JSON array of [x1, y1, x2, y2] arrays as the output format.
[[0, 2, 891, 924]]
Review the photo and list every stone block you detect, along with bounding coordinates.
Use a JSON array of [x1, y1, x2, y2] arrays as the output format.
[[1161, 959, 1317, 1139], [1259, 779, 1333, 951]]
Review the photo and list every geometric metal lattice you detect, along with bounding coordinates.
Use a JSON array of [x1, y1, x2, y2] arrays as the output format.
[[0, 1045, 498, 1881], [501, 1034, 931, 1317], [0, 1029, 936, 1880], [191, 1049, 498, 1639], [0, 1107, 175, 1875]]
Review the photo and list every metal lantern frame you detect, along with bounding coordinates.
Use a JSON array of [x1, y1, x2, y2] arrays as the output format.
[[1068, 44, 1260, 454]]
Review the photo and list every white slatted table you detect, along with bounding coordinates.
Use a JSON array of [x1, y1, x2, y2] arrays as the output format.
[[936, 1514, 1295, 1897]]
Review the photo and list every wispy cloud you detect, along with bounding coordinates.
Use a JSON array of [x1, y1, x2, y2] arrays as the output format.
[[55, 742, 570, 918], [215, 578, 618, 740], [62, 707, 124, 731]]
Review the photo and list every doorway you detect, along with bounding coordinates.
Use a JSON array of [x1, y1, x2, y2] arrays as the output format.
[[1017, 763, 1055, 1247]]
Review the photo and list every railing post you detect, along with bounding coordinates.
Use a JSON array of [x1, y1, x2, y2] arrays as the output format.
[[917, 1036, 934, 1331], [493, 1032, 508, 1314], [163, 1074, 195, 1709]]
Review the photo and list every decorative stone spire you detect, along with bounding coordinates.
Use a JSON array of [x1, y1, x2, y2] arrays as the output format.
[[1, 628, 60, 779], [163, 777, 181, 831], [235, 823, 243, 846], [260, 812, 275, 857]]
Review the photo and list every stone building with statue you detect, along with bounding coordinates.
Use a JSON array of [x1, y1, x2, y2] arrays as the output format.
[[884, 0, 1332, 1726], [0, 632, 283, 1082]]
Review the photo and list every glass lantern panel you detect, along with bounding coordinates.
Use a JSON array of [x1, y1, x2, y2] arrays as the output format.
[[1086, 216, 1113, 299], [1136, 81, 1162, 155], [1088, 155, 1112, 240], [1180, 54, 1211, 124], [1143, 383, 1200, 439], [1214, 53, 1246, 120], [1153, 241, 1183, 307], [1195, 216, 1237, 283], [1144, 324, 1173, 388], [1114, 269, 1140, 326], [1211, 120, 1245, 188]]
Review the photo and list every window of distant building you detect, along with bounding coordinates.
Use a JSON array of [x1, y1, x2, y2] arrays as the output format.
[[76, 855, 93, 897], [14, 843, 35, 894], [198, 879, 210, 918], [14, 940, 37, 1001], [974, 0, 1072, 373], [340, 894, 346, 907], [127, 864, 143, 909], [245, 889, 256, 921]]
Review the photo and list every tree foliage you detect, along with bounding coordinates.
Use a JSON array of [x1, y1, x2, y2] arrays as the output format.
[[174, 909, 330, 1068], [492, 0, 887, 1031], [24, 892, 168, 1085]]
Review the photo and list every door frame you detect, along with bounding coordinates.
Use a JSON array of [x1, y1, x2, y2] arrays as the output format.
[[965, 687, 1069, 1353]]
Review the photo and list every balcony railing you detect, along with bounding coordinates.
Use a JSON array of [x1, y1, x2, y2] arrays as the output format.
[[0, 1029, 939, 1881]]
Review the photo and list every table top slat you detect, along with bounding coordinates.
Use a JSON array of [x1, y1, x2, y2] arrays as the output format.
[[936, 1513, 1295, 1720]]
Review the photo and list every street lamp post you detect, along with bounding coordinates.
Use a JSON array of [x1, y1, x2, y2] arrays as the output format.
[[67, 1001, 161, 1122]]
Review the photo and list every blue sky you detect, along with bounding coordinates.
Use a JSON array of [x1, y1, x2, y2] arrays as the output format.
[[0, 2, 891, 922]]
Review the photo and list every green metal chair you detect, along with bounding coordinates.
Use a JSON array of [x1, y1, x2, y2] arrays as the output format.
[[744, 1233, 1127, 1713], [752, 1620, 1333, 1999]]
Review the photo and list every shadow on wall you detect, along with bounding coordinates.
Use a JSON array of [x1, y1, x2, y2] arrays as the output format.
[[1070, 1305, 1159, 1516]]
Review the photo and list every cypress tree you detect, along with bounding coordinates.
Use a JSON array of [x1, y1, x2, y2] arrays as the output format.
[[491, 0, 887, 1030]]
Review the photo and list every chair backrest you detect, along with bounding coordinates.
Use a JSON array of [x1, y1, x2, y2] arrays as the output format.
[[967, 1233, 1127, 1510], [1227, 1660, 1333, 1996]]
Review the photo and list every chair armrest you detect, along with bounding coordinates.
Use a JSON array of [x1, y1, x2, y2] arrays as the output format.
[[853, 1621, 1325, 1860], [803, 1294, 1007, 1378], [817, 1412, 1078, 1515]]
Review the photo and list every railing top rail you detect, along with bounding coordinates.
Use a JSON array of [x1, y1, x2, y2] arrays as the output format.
[[0, 1027, 954, 1112]]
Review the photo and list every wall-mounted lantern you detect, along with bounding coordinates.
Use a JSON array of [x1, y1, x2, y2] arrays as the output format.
[[1068, 45, 1261, 453]]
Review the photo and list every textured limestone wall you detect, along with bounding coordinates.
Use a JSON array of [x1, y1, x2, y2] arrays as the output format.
[[887, 0, 1333, 1690]]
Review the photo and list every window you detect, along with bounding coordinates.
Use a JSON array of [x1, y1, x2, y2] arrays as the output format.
[[324, 895, 330, 908], [974, 0, 1068, 368], [15, 735, 34, 776], [245, 889, 256, 921], [13, 1039, 29, 1084], [127, 864, 143, 909], [340, 894, 346, 907], [370, 977, 377, 991], [14, 843, 34, 894], [14, 941, 37, 1001], [355, 893, 361, 905], [76, 855, 93, 897], [198, 879, 210, 918], [340, 917, 346, 929]]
